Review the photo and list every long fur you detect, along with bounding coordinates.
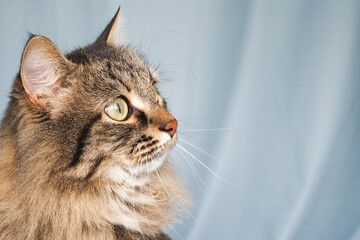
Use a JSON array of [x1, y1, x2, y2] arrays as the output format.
[[0, 10, 188, 240]]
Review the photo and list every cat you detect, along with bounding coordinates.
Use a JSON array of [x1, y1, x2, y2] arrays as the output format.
[[0, 8, 188, 240]]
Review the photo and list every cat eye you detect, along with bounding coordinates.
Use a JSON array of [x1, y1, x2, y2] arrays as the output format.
[[105, 97, 129, 121]]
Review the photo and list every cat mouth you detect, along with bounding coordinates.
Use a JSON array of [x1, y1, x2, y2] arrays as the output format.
[[126, 136, 177, 175], [131, 151, 168, 175]]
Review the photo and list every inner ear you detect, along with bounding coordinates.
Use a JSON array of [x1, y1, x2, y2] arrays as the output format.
[[20, 35, 75, 107]]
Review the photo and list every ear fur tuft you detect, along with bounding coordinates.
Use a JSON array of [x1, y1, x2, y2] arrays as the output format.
[[96, 7, 128, 47]]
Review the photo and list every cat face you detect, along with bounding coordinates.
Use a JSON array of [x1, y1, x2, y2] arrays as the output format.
[[18, 9, 178, 182]]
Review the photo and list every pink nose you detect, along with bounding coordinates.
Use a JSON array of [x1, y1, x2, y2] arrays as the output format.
[[159, 119, 178, 137]]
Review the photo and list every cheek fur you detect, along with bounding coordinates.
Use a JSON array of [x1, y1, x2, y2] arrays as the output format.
[[108, 128, 174, 169], [70, 118, 171, 177]]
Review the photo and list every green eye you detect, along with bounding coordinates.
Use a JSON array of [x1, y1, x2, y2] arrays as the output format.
[[105, 98, 129, 121]]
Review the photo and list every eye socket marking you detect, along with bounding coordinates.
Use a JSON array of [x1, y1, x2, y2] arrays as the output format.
[[105, 97, 129, 121]]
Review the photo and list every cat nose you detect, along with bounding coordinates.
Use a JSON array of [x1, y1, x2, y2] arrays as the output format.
[[154, 108, 178, 137], [159, 119, 178, 137]]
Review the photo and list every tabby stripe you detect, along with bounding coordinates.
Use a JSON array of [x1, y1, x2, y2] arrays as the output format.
[[109, 72, 131, 92], [133, 109, 148, 125], [69, 114, 101, 167], [85, 155, 105, 179], [33, 112, 49, 123], [107, 62, 131, 92]]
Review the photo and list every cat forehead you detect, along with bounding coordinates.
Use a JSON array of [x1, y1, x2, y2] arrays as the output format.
[[67, 45, 160, 108], [68, 45, 146, 69], [69, 46, 152, 82]]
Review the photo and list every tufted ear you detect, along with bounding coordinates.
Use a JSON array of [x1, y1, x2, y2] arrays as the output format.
[[20, 35, 76, 108], [95, 7, 128, 47]]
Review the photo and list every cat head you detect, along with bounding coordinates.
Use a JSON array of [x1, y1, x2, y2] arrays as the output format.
[[15, 9, 178, 181]]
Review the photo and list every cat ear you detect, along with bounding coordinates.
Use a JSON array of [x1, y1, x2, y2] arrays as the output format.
[[20, 35, 75, 107], [96, 7, 128, 47]]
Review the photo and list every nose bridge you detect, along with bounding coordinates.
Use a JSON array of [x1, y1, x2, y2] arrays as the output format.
[[152, 108, 175, 125]]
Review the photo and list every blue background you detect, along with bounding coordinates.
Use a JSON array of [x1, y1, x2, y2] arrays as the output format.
[[1, 0, 360, 239]]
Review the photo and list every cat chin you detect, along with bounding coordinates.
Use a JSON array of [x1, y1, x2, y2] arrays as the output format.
[[128, 152, 168, 176], [105, 134, 177, 183], [105, 152, 168, 184]]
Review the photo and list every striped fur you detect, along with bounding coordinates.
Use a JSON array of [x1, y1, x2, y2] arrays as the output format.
[[0, 9, 188, 240]]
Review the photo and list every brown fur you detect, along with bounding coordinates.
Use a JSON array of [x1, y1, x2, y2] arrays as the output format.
[[0, 9, 188, 240]]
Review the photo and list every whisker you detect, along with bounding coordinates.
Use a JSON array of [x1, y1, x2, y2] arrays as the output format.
[[152, 161, 199, 223], [178, 138, 219, 162], [173, 148, 208, 192], [130, 159, 145, 239], [139, 162, 158, 240], [179, 126, 252, 132], [158, 61, 200, 87], [152, 165, 183, 214], [157, 69, 193, 82], [146, 162, 185, 240], [169, 150, 186, 172], [144, 30, 203, 57], [176, 144, 240, 190], [116, 157, 137, 240], [144, 30, 175, 56], [176, 131, 193, 138], [116, 194, 135, 240]]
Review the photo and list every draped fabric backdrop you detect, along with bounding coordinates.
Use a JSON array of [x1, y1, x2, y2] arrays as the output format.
[[1, 1, 360, 239]]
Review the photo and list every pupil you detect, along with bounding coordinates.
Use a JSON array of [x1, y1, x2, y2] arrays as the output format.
[[116, 103, 121, 113]]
